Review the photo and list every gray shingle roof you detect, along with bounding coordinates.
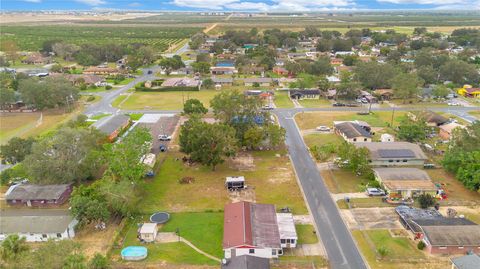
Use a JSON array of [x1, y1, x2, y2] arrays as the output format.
[[0, 209, 75, 234], [92, 114, 130, 135], [335, 122, 371, 139], [422, 225, 480, 246], [6, 184, 70, 200], [451, 254, 480, 269], [222, 255, 270, 269], [354, 142, 427, 160]]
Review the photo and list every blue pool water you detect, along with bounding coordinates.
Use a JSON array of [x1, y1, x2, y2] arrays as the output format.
[[121, 246, 148, 261]]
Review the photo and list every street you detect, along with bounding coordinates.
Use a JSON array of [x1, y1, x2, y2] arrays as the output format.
[[276, 110, 367, 269]]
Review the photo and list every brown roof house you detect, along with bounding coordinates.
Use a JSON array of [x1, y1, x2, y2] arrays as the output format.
[[439, 122, 466, 140], [223, 201, 282, 259], [5, 184, 72, 207], [410, 111, 449, 127], [373, 168, 436, 198]]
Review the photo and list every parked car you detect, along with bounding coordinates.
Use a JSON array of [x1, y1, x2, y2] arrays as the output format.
[[262, 105, 274, 110], [159, 144, 167, 152], [366, 188, 386, 196], [316, 126, 331, 132], [147, 70, 153, 74], [346, 103, 360, 107], [333, 102, 345, 107], [158, 134, 172, 141]]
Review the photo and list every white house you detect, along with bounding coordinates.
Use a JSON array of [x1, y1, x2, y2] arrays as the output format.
[[0, 209, 78, 242], [276, 213, 298, 248], [354, 142, 428, 166], [223, 201, 282, 259], [139, 223, 157, 243]]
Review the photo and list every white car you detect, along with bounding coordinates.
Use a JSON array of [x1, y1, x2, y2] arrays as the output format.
[[316, 126, 331, 132], [366, 188, 386, 196], [158, 134, 172, 141]]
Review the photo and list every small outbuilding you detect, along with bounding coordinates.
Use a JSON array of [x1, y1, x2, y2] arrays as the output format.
[[380, 133, 394, 142], [139, 223, 157, 243], [225, 176, 245, 190], [276, 213, 298, 248]]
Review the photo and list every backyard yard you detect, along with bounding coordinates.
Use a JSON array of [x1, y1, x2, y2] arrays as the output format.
[[139, 150, 308, 214], [295, 224, 318, 244], [274, 91, 294, 108], [320, 169, 370, 194]]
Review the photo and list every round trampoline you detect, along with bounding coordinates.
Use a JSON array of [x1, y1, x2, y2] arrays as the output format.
[[121, 246, 147, 261], [150, 212, 170, 224]]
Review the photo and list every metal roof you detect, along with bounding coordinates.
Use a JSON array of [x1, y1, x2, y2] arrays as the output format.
[[423, 225, 480, 246], [354, 142, 427, 160], [222, 255, 270, 269], [451, 254, 480, 269], [276, 213, 297, 239]]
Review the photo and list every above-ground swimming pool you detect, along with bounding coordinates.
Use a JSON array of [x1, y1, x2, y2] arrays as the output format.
[[121, 246, 148, 261]]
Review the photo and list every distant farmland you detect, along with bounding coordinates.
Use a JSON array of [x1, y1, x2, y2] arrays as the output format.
[[0, 25, 202, 51]]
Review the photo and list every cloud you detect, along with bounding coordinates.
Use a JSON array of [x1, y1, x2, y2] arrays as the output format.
[[434, 0, 480, 8], [172, 0, 355, 10], [128, 2, 142, 7], [23, 0, 42, 3], [377, 0, 467, 4], [74, 0, 106, 6]]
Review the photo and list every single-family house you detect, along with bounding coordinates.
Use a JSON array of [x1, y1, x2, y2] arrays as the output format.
[[138, 223, 157, 243], [334, 121, 372, 143], [161, 77, 201, 88], [22, 53, 51, 65], [276, 213, 298, 248], [223, 201, 282, 259], [330, 58, 343, 65], [373, 89, 394, 100], [20, 68, 49, 77], [0, 209, 78, 242], [327, 75, 341, 84], [5, 184, 72, 207], [457, 85, 480, 98], [410, 111, 448, 127], [354, 142, 428, 166], [50, 73, 105, 86], [289, 89, 320, 100], [212, 77, 234, 87], [451, 254, 480, 269], [83, 67, 120, 75], [244, 90, 274, 99], [287, 53, 307, 60], [275, 77, 296, 88], [92, 114, 130, 142], [273, 67, 289, 76], [211, 66, 237, 75], [244, 78, 273, 87], [373, 168, 436, 198], [222, 255, 270, 269], [439, 122, 466, 140]]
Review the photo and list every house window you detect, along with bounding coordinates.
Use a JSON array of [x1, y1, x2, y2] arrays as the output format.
[[403, 160, 408, 162], [388, 160, 393, 163], [281, 239, 286, 243], [272, 249, 277, 256], [396, 160, 400, 162], [249, 249, 255, 254], [42, 234, 47, 238], [364, 138, 367, 141], [291, 239, 296, 244], [57, 233, 62, 238], [353, 138, 357, 142]]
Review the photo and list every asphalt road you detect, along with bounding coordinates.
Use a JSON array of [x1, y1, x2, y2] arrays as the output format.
[[276, 110, 367, 269]]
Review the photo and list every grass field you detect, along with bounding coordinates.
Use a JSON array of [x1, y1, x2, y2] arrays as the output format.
[[0, 108, 82, 144], [321, 169, 370, 194], [139, 150, 308, 214], [426, 168, 480, 205], [161, 212, 223, 258], [295, 111, 406, 130], [352, 229, 448, 269], [113, 90, 221, 110], [295, 224, 319, 244], [298, 98, 332, 108], [274, 91, 294, 108], [303, 133, 343, 148]]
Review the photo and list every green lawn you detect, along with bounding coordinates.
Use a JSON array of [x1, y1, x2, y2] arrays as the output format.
[[321, 169, 370, 194], [298, 98, 331, 108], [295, 111, 407, 130], [139, 150, 308, 214], [90, 113, 111, 120], [113, 90, 221, 110], [337, 197, 394, 209], [352, 229, 435, 269], [303, 133, 343, 148], [161, 212, 223, 258], [274, 91, 294, 108], [111, 95, 128, 107], [128, 113, 144, 121], [295, 224, 318, 244], [120, 223, 216, 265]]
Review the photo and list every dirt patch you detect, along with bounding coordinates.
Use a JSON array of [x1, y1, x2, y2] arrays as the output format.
[[228, 188, 256, 203], [74, 221, 121, 259], [267, 167, 293, 184], [115, 263, 216, 269], [229, 153, 255, 171], [342, 208, 402, 230]]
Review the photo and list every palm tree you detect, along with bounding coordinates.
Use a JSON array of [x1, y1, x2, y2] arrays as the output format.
[[0, 234, 29, 262]]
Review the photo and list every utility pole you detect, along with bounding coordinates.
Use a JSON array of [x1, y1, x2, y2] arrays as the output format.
[[390, 106, 395, 127]]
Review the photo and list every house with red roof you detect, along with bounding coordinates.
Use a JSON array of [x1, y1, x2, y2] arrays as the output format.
[[223, 201, 282, 259]]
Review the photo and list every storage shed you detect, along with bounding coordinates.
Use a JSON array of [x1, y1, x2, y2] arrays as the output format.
[[139, 223, 157, 243]]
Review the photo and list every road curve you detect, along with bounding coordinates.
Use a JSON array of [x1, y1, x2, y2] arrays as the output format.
[[275, 110, 367, 269]]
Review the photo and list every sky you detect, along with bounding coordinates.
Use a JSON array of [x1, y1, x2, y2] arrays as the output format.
[[1, 0, 480, 11]]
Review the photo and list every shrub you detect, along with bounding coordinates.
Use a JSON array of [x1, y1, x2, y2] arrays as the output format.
[[417, 241, 426, 250], [86, 96, 95, 102], [105, 85, 112, 90], [418, 193, 436, 209]]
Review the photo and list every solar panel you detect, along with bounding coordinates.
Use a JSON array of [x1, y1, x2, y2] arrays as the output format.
[[378, 149, 415, 158]]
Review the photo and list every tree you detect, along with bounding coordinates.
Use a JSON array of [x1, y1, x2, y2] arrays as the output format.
[[191, 62, 210, 74], [70, 183, 110, 225], [0, 137, 36, 164], [89, 253, 110, 269], [391, 72, 423, 103], [413, 27, 427, 35], [418, 193, 436, 209], [316, 39, 332, 52], [397, 116, 427, 142], [0, 88, 16, 108], [23, 127, 101, 184], [179, 117, 237, 170], [377, 246, 390, 260], [243, 126, 264, 150], [29, 240, 82, 269], [337, 142, 371, 176], [443, 122, 480, 191], [103, 127, 151, 182], [439, 59, 479, 85], [3, 40, 19, 64], [417, 241, 426, 250], [332, 39, 353, 52], [432, 85, 450, 99], [52, 42, 79, 61], [18, 77, 79, 110], [354, 62, 396, 89], [342, 55, 358, 66], [183, 99, 208, 115], [202, 78, 214, 89], [309, 57, 333, 75], [417, 65, 438, 85], [0, 234, 28, 263], [158, 55, 184, 75]]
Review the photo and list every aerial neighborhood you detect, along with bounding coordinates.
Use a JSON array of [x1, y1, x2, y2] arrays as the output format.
[[0, 10, 480, 269]]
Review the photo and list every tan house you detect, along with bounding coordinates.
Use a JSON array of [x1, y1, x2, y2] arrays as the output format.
[[439, 122, 466, 140], [373, 168, 436, 198]]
